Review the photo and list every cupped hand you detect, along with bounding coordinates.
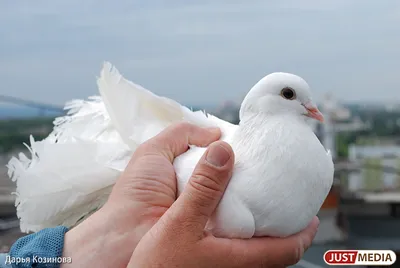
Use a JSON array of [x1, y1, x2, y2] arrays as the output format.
[[128, 140, 320, 267], [61, 123, 221, 268]]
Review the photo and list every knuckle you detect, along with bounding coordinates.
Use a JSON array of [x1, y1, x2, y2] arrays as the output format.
[[190, 173, 224, 195], [131, 142, 165, 162], [133, 142, 152, 156], [188, 173, 224, 203]]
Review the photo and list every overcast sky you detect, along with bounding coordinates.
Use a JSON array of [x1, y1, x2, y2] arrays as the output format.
[[0, 0, 399, 107]]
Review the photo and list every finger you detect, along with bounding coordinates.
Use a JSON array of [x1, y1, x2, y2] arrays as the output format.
[[134, 122, 221, 162], [165, 141, 234, 237], [217, 217, 319, 267]]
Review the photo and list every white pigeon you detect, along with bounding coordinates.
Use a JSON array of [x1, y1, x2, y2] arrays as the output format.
[[7, 62, 334, 238]]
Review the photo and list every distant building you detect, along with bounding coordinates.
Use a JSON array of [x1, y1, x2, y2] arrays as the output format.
[[385, 103, 400, 112], [317, 94, 352, 160], [347, 145, 400, 192], [318, 94, 371, 160]]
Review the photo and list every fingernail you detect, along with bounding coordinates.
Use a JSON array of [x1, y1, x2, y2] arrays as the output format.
[[206, 144, 230, 167], [311, 217, 320, 236], [312, 216, 320, 229], [315, 216, 320, 226]]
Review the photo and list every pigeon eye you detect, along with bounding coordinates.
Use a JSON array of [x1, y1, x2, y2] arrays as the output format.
[[280, 87, 296, 100]]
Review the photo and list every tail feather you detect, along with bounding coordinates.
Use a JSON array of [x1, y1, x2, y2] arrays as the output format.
[[98, 62, 216, 147], [7, 97, 130, 233]]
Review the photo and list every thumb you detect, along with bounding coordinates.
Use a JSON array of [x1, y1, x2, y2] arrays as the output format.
[[168, 141, 234, 236]]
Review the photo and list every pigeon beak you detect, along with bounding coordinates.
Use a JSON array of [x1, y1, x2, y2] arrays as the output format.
[[303, 102, 324, 122]]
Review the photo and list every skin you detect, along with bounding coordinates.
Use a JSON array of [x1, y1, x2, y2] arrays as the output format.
[[61, 122, 319, 268]]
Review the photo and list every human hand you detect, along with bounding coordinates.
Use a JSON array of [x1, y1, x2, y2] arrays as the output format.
[[128, 141, 320, 268], [61, 123, 221, 268]]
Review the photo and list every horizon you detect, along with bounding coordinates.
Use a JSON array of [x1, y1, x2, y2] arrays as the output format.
[[1, 95, 400, 110]]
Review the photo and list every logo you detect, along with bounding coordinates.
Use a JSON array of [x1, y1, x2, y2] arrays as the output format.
[[324, 250, 396, 266]]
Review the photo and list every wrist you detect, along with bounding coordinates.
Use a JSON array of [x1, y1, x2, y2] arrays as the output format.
[[61, 206, 145, 268]]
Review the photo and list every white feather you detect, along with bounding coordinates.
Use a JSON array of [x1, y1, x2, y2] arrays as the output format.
[[7, 132, 131, 232], [97, 62, 218, 147]]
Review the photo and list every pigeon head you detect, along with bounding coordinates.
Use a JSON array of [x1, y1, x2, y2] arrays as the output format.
[[239, 72, 324, 123]]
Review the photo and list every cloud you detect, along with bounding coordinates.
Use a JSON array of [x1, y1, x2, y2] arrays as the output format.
[[0, 0, 399, 106]]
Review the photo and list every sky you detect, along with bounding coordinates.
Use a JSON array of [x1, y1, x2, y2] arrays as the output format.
[[0, 0, 400, 107]]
